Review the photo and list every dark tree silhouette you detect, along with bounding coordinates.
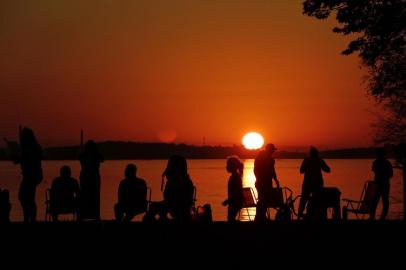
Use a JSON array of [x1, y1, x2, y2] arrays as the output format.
[[303, 0, 406, 220]]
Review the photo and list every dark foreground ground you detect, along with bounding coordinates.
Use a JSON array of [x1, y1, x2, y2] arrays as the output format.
[[1, 220, 405, 267]]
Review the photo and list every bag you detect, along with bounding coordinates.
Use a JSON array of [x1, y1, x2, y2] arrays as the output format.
[[194, 204, 212, 223]]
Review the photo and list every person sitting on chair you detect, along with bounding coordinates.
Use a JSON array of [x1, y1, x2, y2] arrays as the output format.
[[50, 166, 80, 221], [143, 155, 195, 223], [114, 164, 148, 222]]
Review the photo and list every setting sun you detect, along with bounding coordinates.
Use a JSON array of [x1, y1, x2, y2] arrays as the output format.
[[242, 132, 264, 150]]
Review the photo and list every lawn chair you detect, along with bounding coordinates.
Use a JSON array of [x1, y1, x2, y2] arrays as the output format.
[[45, 188, 78, 221], [342, 181, 378, 220], [239, 187, 296, 221], [239, 187, 258, 221]]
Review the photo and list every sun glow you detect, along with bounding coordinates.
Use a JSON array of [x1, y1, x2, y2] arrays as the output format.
[[242, 132, 264, 150]]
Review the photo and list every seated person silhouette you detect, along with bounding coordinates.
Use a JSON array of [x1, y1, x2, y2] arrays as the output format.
[[114, 164, 148, 222], [143, 155, 195, 223], [0, 188, 11, 223], [50, 166, 80, 221]]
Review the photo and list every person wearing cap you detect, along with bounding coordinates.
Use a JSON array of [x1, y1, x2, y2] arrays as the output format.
[[298, 146, 331, 219], [254, 143, 280, 222]]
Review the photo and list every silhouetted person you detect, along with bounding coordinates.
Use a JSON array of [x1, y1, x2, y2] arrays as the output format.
[[79, 140, 104, 220], [114, 164, 148, 222], [254, 143, 280, 222], [0, 189, 11, 223], [144, 155, 194, 222], [370, 148, 393, 220], [222, 156, 244, 222], [13, 127, 43, 222], [50, 166, 80, 221], [298, 147, 331, 219]]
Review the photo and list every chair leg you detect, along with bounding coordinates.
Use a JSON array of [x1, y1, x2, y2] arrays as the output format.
[[343, 206, 348, 220]]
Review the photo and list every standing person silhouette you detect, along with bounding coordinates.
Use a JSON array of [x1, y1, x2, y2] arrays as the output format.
[[79, 140, 104, 221], [370, 148, 393, 220], [298, 147, 331, 219], [222, 156, 244, 222], [254, 143, 280, 222], [13, 127, 43, 222]]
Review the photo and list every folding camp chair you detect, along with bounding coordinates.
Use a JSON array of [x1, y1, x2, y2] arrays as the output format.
[[239, 187, 258, 221], [239, 187, 296, 221], [342, 181, 378, 220], [45, 188, 78, 221]]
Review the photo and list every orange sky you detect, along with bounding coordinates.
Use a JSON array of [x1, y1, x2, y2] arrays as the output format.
[[0, 0, 379, 148]]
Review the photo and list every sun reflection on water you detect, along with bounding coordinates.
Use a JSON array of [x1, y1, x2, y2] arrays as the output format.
[[241, 159, 257, 221]]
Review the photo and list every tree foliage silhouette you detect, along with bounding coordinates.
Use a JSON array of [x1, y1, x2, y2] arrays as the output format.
[[303, 0, 406, 219]]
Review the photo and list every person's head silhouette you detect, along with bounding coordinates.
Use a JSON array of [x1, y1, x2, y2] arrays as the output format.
[[310, 146, 319, 158], [265, 143, 277, 156], [20, 127, 39, 148], [125, 164, 137, 178], [226, 156, 243, 175], [60, 165, 72, 178], [376, 147, 385, 159], [84, 140, 98, 154], [163, 155, 188, 179]]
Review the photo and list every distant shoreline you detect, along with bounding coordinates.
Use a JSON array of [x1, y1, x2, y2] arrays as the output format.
[[0, 141, 393, 160]]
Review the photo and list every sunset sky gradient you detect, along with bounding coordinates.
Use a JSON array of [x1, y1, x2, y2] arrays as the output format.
[[0, 0, 379, 148]]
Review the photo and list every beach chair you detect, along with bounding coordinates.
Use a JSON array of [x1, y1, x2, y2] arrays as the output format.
[[45, 188, 78, 221], [192, 185, 197, 208], [342, 181, 378, 220], [239, 187, 258, 221], [239, 187, 294, 221]]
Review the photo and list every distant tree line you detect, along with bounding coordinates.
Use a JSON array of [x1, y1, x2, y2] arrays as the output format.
[[0, 141, 393, 160]]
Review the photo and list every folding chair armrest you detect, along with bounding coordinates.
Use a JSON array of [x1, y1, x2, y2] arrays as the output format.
[[342, 199, 360, 203]]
